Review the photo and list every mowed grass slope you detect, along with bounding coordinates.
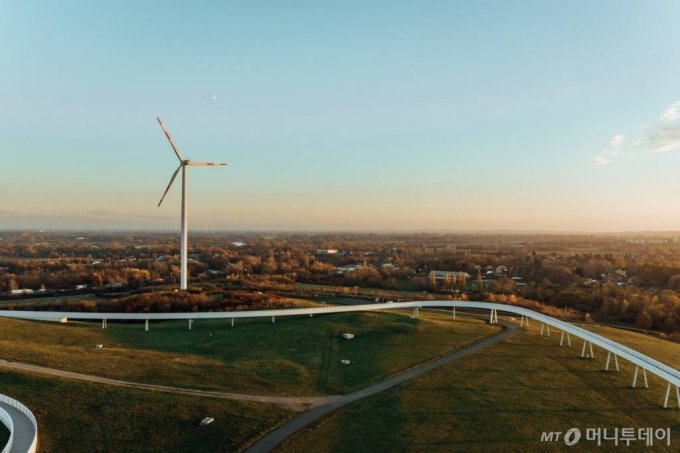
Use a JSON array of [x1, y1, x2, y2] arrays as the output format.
[[0, 310, 498, 395], [279, 319, 680, 452], [577, 323, 680, 369], [0, 371, 291, 453]]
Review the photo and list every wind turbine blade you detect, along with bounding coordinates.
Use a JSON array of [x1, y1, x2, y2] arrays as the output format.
[[158, 165, 182, 207], [156, 117, 184, 162], [187, 161, 228, 167]]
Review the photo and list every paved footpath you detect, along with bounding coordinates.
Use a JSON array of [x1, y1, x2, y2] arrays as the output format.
[[0, 401, 35, 453], [0, 359, 337, 412], [246, 322, 517, 452]]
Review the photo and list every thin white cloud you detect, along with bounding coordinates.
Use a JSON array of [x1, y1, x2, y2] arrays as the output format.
[[592, 134, 625, 166], [649, 100, 680, 154], [649, 133, 680, 154], [660, 101, 680, 122], [596, 100, 680, 164]]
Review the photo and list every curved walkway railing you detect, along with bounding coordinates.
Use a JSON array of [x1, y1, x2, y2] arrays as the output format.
[[1, 300, 679, 407], [0, 405, 14, 453], [0, 394, 38, 453]]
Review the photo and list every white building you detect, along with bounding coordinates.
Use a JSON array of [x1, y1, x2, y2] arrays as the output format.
[[428, 270, 471, 281], [336, 264, 363, 274], [316, 249, 338, 255]]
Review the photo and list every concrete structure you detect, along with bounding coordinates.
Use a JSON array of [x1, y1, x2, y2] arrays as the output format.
[[0, 301, 679, 409], [0, 394, 38, 453]]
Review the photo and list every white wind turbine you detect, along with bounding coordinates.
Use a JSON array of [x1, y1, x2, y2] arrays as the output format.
[[156, 117, 227, 290]]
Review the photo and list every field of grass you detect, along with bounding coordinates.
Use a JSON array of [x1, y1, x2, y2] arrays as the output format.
[[279, 319, 680, 452], [0, 310, 498, 395], [576, 323, 680, 369], [0, 308, 500, 451], [0, 370, 290, 453]]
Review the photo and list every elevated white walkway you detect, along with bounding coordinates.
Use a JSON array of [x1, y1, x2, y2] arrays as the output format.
[[1, 300, 679, 408]]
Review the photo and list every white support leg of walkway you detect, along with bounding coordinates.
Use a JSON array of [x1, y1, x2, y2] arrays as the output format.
[[101, 318, 107, 329], [663, 383, 680, 409], [145, 319, 149, 331], [559, 331, 572, 347], [604, 352, 621, 372], [231, 318, 234, 327], [580, 340, 594, 358], [489, 309, 498, 324], [540, 322, 550, 336], [631, 366, 649, 389], [188, 319, 193, 330], [272, 316, 275, 324]]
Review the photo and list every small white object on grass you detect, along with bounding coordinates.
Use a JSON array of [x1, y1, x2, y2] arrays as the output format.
[[200, 417, 215, 426], [341, 359, 351, 365]]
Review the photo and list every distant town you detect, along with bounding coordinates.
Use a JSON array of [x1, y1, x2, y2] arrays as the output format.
[[2, 231, 680, 338]]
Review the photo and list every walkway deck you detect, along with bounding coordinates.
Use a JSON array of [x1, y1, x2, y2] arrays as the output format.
[[0, 401, 36, 453]]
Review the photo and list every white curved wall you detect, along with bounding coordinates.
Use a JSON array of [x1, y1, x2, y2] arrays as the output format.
[[0, 406, 14, 453], [0, 394, 38, 453]]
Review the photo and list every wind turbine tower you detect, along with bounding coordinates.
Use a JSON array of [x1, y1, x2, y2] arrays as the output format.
[[156, 117, 227, 290]]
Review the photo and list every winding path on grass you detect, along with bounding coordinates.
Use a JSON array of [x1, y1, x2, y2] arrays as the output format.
[[245, 322, 517, 452], [0, 359, 337, 412]]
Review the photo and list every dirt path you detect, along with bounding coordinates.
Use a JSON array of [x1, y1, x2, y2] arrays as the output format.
[[246, 322, 517, 452], [0, 359, 338, 412]]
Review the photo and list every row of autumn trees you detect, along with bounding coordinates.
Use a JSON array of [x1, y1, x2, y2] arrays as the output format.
[[2, 231, 680, 332], [1, 290, 297, 313]]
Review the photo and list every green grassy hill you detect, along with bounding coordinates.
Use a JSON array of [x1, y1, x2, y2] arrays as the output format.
[[0, 309, 496, 451], [0, 371, 289, 453], [2, 309, 679, 452], [0, 310, 497, 395], [279, 314, 680, 452]]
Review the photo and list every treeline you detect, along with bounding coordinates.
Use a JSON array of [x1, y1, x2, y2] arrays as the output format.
[[0, 290, 296, 313], [3, 231, 680, 333]]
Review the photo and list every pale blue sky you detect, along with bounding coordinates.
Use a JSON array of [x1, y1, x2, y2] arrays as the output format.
[[2, 1, 680, 231]]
